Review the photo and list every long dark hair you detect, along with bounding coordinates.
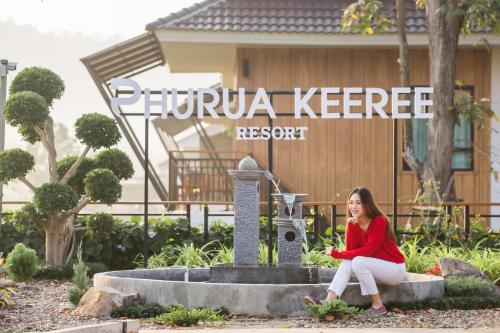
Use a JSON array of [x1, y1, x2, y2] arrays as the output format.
[[346, 187, 396, 241]]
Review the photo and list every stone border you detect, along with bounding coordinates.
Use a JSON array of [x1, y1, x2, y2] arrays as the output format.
[[94, 268, 444, 316], [40, 320, 139, 333]]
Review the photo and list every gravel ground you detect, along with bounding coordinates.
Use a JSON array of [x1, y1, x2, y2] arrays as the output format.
[[0, 281, 498, 332], [0, 280, 110, 333], [141, 309, 500, 330]]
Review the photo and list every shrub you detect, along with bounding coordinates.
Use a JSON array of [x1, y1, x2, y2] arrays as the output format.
[[33, 182, 79, 215], [68, 246, 89, 306], [6, 243, 38, 282], [57, 156, 96, 195], [148, 305, 225, 327], [387, 295, 500, 311], [8, 66, 65, 106], [34, 262, 108, 281], [75, 113, 121, 149], [210, 245, 234, 266], [445, 276, 492, 297], [305, 300, 360, 320], [68, 286, 86, 306], [0, 211, 44, 258], [467, 248, 500, 284], [86, 262, 109, 276], [111, 303, 167, 319], [258, 241, 277, 265], [302, 247, 337, 267], [173, 243, 213, 267], [0, 148, 35, 183], [94, 148, 134, 180], [34, 265, 73, 280], [85, 213, 114, 240], [84, 168, 121, 204]]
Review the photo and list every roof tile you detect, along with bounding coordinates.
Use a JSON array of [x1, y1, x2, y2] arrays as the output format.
[[145, 0, 485, 34]]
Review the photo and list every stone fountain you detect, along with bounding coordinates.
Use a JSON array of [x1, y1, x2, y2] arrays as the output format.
[[209, 156, 318, 284]]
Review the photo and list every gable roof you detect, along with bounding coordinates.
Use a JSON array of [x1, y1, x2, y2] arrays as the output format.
[[146, 0, 428, 34]]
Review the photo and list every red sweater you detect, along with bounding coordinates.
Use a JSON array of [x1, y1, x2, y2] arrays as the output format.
[[330, 215, 405, 264]]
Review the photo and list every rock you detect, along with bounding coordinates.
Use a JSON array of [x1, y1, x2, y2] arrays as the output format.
[[75, 286, 141, 317], [439, 258, 500, 295], [439, 258, 490, 281], [0, 279, 15, 288]]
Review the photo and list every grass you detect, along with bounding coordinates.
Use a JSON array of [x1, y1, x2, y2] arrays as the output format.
[[140, 236, 500, 284]]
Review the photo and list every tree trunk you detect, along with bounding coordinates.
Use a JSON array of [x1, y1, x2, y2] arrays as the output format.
[[397, 0, 424, 192], [424, 0, 463, 201], [44, 215, 74, 266]]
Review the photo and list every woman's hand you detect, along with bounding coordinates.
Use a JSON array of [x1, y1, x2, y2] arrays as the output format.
[[325, 246, 334, 255]]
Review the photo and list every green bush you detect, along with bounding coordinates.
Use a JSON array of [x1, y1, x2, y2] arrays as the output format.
[[83, 217, 144, 269], [387, 295, 500, 311], [34, 182, 79, 215], [6, 243, 38, 282], [9, 66, 65, 106], [0, 148, 35, 184], [34, 265, 73, 280], [75, 113, 121, 149], [305, 300, 360, 320], [94, 148, 134, 180], [34, 262, 108, 280], [57, 156, 96, 195], [111, 303, 167, 319], [148, 305, 225, 327], [68, 286, 86, 306], [3, 91, 49, 128], [86, 213, 114, 239], [1, 212, 44, 259], [68, 246, 89, 306], [445, 276, 492, 297], [84, 168, 121, 204], [86, 262, 109, 276]]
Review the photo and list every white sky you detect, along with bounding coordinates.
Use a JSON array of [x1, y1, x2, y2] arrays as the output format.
[[1, 0, 221, 201], [0, 0, 202, 39]]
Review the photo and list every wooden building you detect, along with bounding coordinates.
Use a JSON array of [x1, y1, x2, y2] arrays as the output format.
[[83, 0, 500, 229]]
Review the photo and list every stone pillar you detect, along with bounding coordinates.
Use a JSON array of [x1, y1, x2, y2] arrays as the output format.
[[228, 157, 264, 266], [273, 194, 307, 267]]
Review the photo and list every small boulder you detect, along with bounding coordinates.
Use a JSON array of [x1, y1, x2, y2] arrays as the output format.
[[439, 258, 489, 280], [75, 286, 141, 317], [439, 258, 500, 295], [0, 279, 15, 288]]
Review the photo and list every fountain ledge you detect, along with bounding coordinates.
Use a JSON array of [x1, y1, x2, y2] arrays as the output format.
[[93, 268, 444, 316]]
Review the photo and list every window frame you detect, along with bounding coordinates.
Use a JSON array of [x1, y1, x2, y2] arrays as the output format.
[[402, 85, 475, 172]]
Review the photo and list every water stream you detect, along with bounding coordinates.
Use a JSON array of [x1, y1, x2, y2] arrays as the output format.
[[264, 171, 281, 194]]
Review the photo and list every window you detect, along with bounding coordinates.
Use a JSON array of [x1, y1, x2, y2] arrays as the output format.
[[403, 86, 474, 171]]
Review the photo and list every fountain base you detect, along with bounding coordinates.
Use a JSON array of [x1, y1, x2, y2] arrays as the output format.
[[209, 265, 320, 284]]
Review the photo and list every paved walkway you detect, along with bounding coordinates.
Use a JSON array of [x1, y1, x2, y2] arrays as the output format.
[[139, 328, 499, 333]]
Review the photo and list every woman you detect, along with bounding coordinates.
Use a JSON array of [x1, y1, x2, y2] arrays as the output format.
[[305, 187, 406, 315]]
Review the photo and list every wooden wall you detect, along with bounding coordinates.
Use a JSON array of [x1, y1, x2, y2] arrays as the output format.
[[234, 47, 491, 222]]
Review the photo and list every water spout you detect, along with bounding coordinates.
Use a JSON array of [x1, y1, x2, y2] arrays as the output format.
[[264, 171, 281, 194]]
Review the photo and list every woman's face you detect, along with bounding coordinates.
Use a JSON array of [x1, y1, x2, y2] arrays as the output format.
[[348, 193, 365, 218]]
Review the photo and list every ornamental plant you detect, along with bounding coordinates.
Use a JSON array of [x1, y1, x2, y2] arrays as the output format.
[[0, 67, 134, 266], [6, 243, 38, 282]]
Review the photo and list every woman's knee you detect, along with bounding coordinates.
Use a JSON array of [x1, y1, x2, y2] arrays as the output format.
[[351, 256, 369, 272]]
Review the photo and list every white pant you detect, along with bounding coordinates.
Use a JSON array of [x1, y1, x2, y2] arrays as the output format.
[[328, 257, 407, 296]]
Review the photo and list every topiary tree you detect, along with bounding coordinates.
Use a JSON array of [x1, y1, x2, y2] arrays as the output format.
[[0, 67, 134, 266]]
